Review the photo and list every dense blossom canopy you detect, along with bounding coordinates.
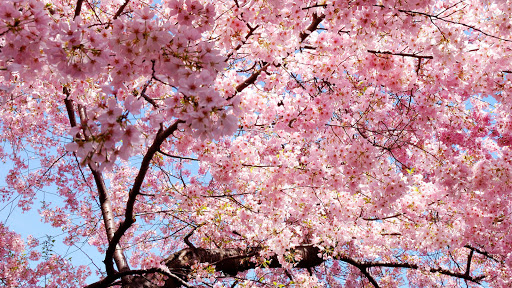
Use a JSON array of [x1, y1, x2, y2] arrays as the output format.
[[1, 0, 512, 287]]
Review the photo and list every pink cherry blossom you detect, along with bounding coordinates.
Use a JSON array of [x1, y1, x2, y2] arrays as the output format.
[[1, 1, 512, 287]]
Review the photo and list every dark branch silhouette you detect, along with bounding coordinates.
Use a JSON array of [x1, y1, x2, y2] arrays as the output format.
[[367, 50, 434, 59]]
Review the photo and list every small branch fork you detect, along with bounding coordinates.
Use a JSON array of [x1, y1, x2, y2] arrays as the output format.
[[226, 23, 260, 61], [465, 245, 501, 263], [229, 13, 326, 100], [138, 80, 159, 108], [299, 13, 326, 43]]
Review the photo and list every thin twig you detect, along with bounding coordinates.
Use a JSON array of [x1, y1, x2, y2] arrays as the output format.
[[367, 50, 433, 59], [158, 149, 198, 161], [396, 8, 512, 43]]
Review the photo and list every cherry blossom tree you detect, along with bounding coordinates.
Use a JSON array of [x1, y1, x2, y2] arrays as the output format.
[[2, 0, 512, 287]]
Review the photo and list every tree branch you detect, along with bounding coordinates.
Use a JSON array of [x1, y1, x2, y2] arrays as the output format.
[[464, 245, 501, 263], [158, 149, 198, 161], [113, 0, 130, 20], [87, 243, 489, 288], [84, 267, 192, 288], [367, 50, 433, 59], [299, 13, 326, 43], [362, 213, 402, 221], [233, 62, 271, 95], [63, 90, 130, 277], [104, 119, 185, 277], [74, 0, 84, 19], [183, 228, 196, 249], [465, 249, 474, 277], [63, 88, 77, 128], [229, 13, 326, 99], [139, 80, 159, 108], [336, 255, 381, 287], [160, 246, 487, 286], [359, 268, 380, 288], [226, 23, 260, 61], [338, 257, 486, 284]]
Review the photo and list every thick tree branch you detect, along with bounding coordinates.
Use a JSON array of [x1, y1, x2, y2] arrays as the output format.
[[162, 245, 323, 284], [160, 245, 486, 287], [299, 13, 326, 43], [113, 0, 130, 19], [84, 267, 192, 288], [104, 119, 185, 278], [465, 249, 474, 277], [88, 243, 488, 288], [183, 229, 196, 249], [63, 90, 130, 277], [234, 62, 271, 94], [63, 89, 77, 127], [74, 0, 84, 19]]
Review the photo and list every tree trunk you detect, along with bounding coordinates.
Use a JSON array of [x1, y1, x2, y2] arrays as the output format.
[[161, 245, 323, 288]]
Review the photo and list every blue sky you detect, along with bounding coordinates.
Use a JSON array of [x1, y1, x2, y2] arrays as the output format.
[[0, 145, 103, 282]]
